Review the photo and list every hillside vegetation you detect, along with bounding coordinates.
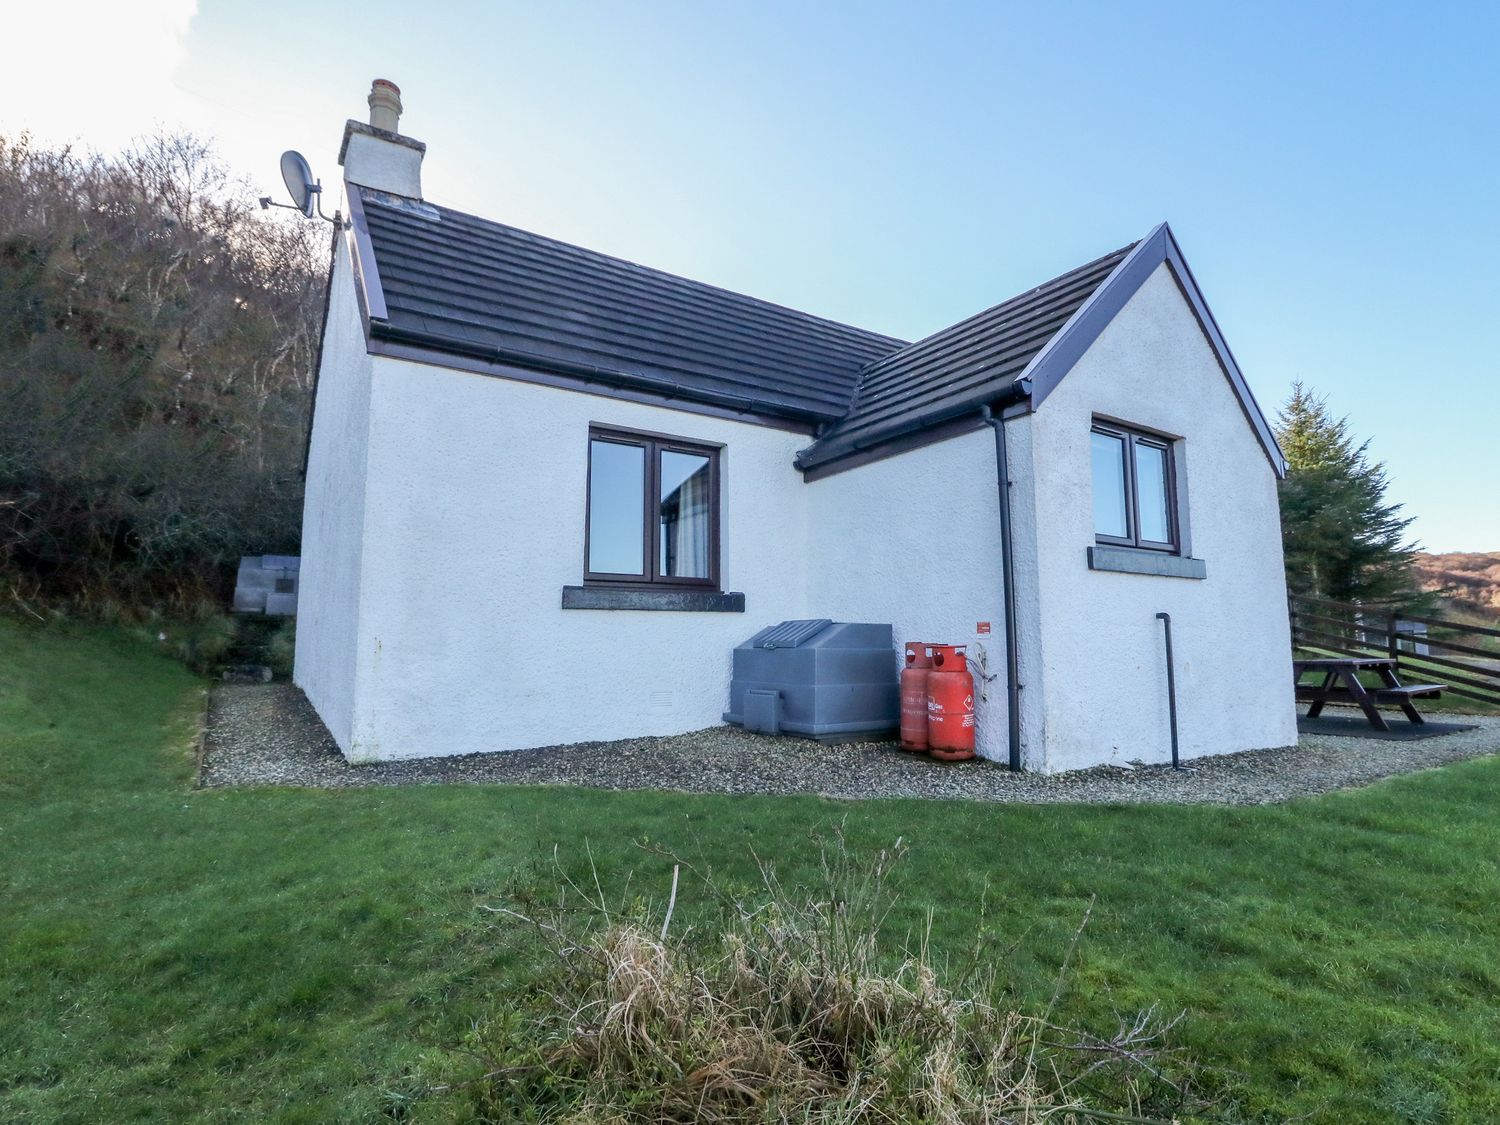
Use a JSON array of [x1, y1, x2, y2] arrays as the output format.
[[0, 133, 324, 614], [1416, 551, 1500, 619]]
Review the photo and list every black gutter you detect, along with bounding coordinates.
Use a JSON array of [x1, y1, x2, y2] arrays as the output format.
[[796, 377, 1035, 473], [367, 336, 819, 435], [979, 399, 1024, 772], [368, 320, 839, 429]]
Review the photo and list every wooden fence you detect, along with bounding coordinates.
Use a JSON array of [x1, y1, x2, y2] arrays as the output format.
[[1289, 593, 1500, 709]]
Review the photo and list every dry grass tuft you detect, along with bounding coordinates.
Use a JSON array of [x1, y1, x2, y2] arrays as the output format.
[[467, 833, 1201, 1124]]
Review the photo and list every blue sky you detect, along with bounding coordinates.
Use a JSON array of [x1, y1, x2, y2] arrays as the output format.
[[7, 2, 1497, 550]]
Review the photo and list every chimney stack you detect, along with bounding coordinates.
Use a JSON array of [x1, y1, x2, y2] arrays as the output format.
[[339, 78, 426, 199]]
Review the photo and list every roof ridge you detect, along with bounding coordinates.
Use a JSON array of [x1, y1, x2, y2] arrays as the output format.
[[359, 188, 908, 352], [830, 243, 1135, 434], [861, 242, 1138, 375], [365, 214, 895, 377], [800, 240, 1139, 472]]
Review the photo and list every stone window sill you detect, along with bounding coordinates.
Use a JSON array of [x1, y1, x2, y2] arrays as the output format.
[[561, 586, 746, 612], [1087, 545, 1206, 580]]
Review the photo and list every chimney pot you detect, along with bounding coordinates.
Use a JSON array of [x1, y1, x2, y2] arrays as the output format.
[[368, 79, 402, 133]]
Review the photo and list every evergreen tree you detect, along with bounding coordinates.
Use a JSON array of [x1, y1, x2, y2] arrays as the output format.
[[1274, 382, 1422, 605]]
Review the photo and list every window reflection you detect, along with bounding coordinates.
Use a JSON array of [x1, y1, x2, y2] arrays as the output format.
[[659, 451, 711, 578], [1134, 442, 1171, 543], [1090, 431, 1129, 538], [587, 439, 645, 574]]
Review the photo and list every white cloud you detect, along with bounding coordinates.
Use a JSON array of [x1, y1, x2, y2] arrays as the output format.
[[0, 0, 200, 150]]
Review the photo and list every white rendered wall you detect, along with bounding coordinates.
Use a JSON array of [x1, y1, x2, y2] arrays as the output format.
[[296, 247, 1289, 770], [805, 428, 1012, 763], [343, 360, 812, 761], [293, 242, 373, 753], [1025, 262, 1296, 772]]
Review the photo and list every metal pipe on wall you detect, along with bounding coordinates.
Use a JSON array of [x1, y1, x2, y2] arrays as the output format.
[[980, 404, 1022, 772], [1156, 611, 1182, 770]]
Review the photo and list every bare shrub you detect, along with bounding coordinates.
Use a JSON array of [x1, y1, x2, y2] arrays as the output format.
[[0, 131, 325, 614], [464, 834, 1202, 1123], [165, 608, 238, 674]]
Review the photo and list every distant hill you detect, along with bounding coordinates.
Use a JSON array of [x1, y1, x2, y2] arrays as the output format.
[[1414, 552, 1500, 618]]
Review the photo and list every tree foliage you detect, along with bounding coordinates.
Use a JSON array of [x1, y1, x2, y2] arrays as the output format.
[[0, 132, 326, 612], [1274, 382, 1421, 605]]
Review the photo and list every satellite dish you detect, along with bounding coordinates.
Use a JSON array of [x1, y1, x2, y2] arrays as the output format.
[[258, 149, 337, 224], [279, 150, 318, 218]]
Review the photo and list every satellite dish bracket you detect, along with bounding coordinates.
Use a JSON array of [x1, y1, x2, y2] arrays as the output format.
[[257, 182, 341, 225], [259, 150, 346, 227]]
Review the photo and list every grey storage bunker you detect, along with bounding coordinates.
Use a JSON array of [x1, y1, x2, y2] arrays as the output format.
[[724, 620, 899, 740]]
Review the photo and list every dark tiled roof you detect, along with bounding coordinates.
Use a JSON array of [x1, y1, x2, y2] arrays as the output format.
[[354, 186, 1148, 469], [356, 188, 905, 423], [796, 243, 1135, 470]]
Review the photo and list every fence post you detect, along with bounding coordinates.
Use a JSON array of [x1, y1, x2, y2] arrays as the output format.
[[1387, 613, 1400, 672]]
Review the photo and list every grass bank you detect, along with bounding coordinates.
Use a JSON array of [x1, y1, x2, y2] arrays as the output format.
[[3, 619, 1499, 1121]]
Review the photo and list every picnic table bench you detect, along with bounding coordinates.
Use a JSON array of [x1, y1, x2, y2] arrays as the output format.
[[1293, 656, 1445, 731]]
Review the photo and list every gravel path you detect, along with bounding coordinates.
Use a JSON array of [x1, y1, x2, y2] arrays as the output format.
[[200, 683, 1500, 806]]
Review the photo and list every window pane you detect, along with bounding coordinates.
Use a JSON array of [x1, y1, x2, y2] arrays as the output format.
[[1090, 431, 1129, 538], [658, 450, 712, 578], [587, 440, 645, 574], [1134, 441, 1172, 543]]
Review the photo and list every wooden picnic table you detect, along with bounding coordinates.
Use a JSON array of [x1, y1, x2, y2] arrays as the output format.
[[1293, 657, 1444, 731]]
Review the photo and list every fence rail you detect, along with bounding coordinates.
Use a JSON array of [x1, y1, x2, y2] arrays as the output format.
[[1289, 593, 1500, 708]]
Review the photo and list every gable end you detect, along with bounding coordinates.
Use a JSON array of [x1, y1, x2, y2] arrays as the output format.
[[1025, 223, 1287, 477]]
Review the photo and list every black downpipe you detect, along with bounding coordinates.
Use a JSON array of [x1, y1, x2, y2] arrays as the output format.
[[1155, 611, 1184, 770], [980, 405, 1023, 771]]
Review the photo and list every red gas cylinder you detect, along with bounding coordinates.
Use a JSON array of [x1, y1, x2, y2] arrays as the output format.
[[927, 644, 976, 761], [899, 643, 933, 751]]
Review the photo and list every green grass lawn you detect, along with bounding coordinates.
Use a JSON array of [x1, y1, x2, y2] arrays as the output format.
[[4, 620, 1500, 1123]]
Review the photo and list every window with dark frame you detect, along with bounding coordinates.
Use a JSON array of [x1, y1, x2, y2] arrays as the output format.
[[585, 427, 721, 588], [1090, 421, 1178, 552]]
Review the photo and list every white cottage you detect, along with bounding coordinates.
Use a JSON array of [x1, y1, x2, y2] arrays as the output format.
[[296, 83, 1296, 772]]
